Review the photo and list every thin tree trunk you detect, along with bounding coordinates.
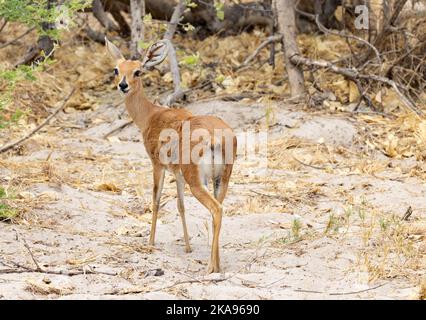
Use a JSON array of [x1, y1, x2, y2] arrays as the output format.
[[130, 0, 145, 59], [274, 0, 305, 98], [110, 2, 131, 36], [163, 0, 185, 41], [162, 0, 186, 106], [92, 0, 119, 31]]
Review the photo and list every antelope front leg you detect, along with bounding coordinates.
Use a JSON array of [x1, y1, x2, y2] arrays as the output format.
[[176, 172, 192, 253], [149, 165, 165, 246]]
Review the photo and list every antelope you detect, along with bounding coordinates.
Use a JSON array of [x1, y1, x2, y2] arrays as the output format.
[[105, 38, 237, 273]]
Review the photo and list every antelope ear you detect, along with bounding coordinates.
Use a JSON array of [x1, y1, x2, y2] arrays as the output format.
[[141, 40, 169, 69], [105, 37, 124, 61]]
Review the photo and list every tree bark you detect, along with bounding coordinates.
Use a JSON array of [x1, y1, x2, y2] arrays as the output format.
[[162, 0, 186, 106], [109, 1, 131, 36], [101, 0, 341, 38], [164, 0, 185, 41], [92, 0, 119, 31], [130, 0, 145, 59], [274, 0, 305, 98]]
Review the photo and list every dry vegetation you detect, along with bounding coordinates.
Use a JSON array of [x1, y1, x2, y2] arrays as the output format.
[[0, 0, 425, 299]]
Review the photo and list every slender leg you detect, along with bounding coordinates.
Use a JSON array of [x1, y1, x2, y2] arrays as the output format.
[[189, 182, 222, 273], [149, 166, 165, 246], [176, 172, 192, 253]]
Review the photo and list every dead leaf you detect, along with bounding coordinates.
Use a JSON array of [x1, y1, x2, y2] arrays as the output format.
[[97, 183, 122, 193]]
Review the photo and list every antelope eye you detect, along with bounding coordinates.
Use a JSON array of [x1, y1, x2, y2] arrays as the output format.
[[134, 70, 142, 77], [113, 68, 119, 76]]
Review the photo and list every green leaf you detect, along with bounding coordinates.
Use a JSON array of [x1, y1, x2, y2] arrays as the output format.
[[214, 1, 225, 21], [143, 13, 152, 24], [0, 187, 6, 198], [0, 204, 17, 221], [180, 53, 200, 66], [138, 40, 153, 50], [216, 10, 224, 21], [185, 0, 198, 8], [182, 23, 195, 32]]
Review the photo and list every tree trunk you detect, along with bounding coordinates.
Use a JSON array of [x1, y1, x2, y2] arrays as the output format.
[[274, 0, 305, 98], [164, 0, 185, 41], [162, 0, 186, 106], [92, 0, 119, 31], [129, 0, 145, 59], [109, 1, 131, 36]]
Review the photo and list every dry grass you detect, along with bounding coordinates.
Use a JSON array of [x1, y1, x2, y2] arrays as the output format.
[[25, 279, 74, 296], [1, 7, 426, 298]]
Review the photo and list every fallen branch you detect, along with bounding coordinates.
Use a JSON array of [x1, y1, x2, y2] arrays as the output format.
[[291, 154, 329, 170], [0, 236, 116, 277], [103, 119, 134, 139], [0, 19, 8, 33], [238, 34, 283, 69], [0, 261, 117, 276], [15, 230, 43, 272], [290, 54, 424, 117], [328, 283, 388, 296], [0, 27, 36, 50], [106, 277, 227, 295], [0, 88, 76, 154]]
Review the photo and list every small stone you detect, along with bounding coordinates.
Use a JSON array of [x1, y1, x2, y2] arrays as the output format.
[[42, 277, 51, 284]]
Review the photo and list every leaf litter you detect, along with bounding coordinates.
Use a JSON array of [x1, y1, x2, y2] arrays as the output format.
[[0, 13, 425, 299]]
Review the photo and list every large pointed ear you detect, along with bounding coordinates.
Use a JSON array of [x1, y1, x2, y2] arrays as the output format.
[[105, 37, 124, 61], [141, 40, 169, 69]]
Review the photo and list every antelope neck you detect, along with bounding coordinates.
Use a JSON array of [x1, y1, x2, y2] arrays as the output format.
[[124, 79, 160, 132]]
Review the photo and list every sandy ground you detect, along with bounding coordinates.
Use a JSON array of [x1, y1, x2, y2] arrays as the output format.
[[0, 94, 425, 299]]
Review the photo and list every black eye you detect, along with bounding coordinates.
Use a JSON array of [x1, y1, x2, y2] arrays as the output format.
[[134, 70, 142, 77], [113, 68, 118, 76]]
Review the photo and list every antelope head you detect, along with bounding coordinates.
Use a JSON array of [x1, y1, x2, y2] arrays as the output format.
[[105, 37, 169, 95]]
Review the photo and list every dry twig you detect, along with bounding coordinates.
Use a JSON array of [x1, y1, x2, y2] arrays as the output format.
[[0, 19, 7, 33], [290, 54, 424, 117], [0, 87, 76, 153], [238, 34, 283, 69], [0, 27, 36, 50], [103, 120, 134, 139]]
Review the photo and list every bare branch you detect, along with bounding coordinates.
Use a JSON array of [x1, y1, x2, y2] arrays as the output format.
[[0, 88, 77, 154], [92, 0, 119, 31], [162, 0, 186, 106], [290, 54, 424, 117], [238, 34, 283, 69], [0, 27, 36, 50], [0, 19, 7, 33]]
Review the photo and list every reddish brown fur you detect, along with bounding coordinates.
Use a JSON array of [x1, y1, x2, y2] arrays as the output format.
[[110, 53, 236, 273]]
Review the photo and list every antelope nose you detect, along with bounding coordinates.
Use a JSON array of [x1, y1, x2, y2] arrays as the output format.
[[119, 81, 128, 91]]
